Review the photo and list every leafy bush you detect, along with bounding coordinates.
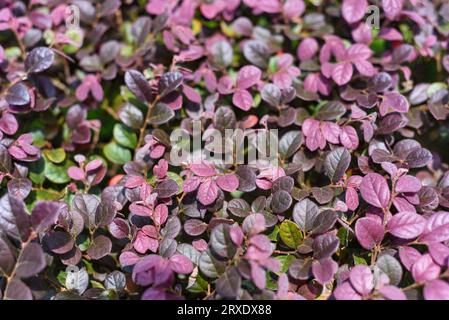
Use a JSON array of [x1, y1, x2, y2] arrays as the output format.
[[1, 0, 449, 300]]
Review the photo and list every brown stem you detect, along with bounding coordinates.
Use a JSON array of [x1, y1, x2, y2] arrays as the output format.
[[136, 95, 161, 151]]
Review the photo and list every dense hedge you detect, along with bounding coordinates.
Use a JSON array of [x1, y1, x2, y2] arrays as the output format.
[[1, 0, 449, 300]]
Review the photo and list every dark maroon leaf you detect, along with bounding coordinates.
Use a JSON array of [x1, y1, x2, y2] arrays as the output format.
[[124, 70, 152, 102], [6, 82, 30, 106], [25, 47, 54, 73], [87, 235, 112, 260]]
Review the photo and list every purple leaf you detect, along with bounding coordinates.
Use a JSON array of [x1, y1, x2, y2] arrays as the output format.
[[349, 265, 374, 296], [346, 187, 359, 211], [6, 82, 30, 106], [331, 62, 353, 85], [232, 89, 253, 111], [346, 44, 372, 62], [189, 162, 216, 177], [31, 201, 61, 233], [424, 280, 449, 300], [428, 242, 449, 267], [0, 113, 18, 135], [312, 258, 338, 285], [399, 246, 422, 271], [339, 126, 359, 150], [154, 179, 179, 198], [109, 218, 130, 239], [382, 0, 403, 20], [379, 92, 409, 116], [7, 178, 32, 200], [242, 213, 266, 236], [68, 166, 86, 181], [87, 235, 112, 260], [411, 254, 440, 283], [420, 212, 449, 243], [341, 0, 368, 24], [236, 65, 262, 89], [359, 173, 390, 208], [182, 176, 201, 193], [395, 175, 421, 193], [378, 285, 406, 300], [197, 179, 219, 206], [297, 37, 318, 61], [25, 47, 54, 73], [15, 243, 46, 278], [216, 174, 239, 192], [250, 261, 266, 290], [355, 217, 384, 250], [169, 254, 194, 274], [386, 211, 426, 239], [334, 282, 362, 300]]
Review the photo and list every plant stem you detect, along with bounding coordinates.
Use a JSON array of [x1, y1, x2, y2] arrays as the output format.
[[136, 95, 160, 150]]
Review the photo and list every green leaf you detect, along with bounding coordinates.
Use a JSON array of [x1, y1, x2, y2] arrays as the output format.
[[76, 234, 91, 252], [57, 271, 67, 286], [353, 254, 368, 266], [279, 220, 303, 249], [36, 189, 64, 201], [268, 225, 279, 241], [187, 271, 209, 294], [113, 124, 137, 148], [45, 159, 74, 184], [103, 142, 132, 165], [275, 255, 295, 274], [28, 157, 46, 184], [43, 148, 66, 164]]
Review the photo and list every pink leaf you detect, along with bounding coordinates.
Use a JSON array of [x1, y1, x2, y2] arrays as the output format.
[[250, 261, 266, 290], [420, 212, 449, 243], [379, 92, 409, 116], [183, 176, 202, 192], [349, 265, 374, 296], [399, 246, 422, 271], [236, 65, 262, 89], [169, 254, 194, 274], [359, 173, 390, 208], [395, 175, 421, 193], [334, 282, 362, 300], [68, 166, 85, 181], [411, 254, 440, 283], [197, 179, 219, 206], [378, 286, 406, 300], [331, 62, 353, 85], [283, 0, 305, 19], [386, 211, 426, 239], [216, 174, 239, 192], [321, 122, 341, 144], [428, 242, 449, 267], [424, 280, 449, 300], [382, 0, 403, 20], [345, 187, 359, 211], [346, 44, 372, 62], [232, 89, 253, 111], [229, 225, 244, 247], [189, 162, 216, 177], [312, 258, 338, 285], [153, 204, 168, 225], [355, 217, 384, 250], [339, 126, 359, 150], [297, 37, 318, 61], [341, 0, 368, 24]]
